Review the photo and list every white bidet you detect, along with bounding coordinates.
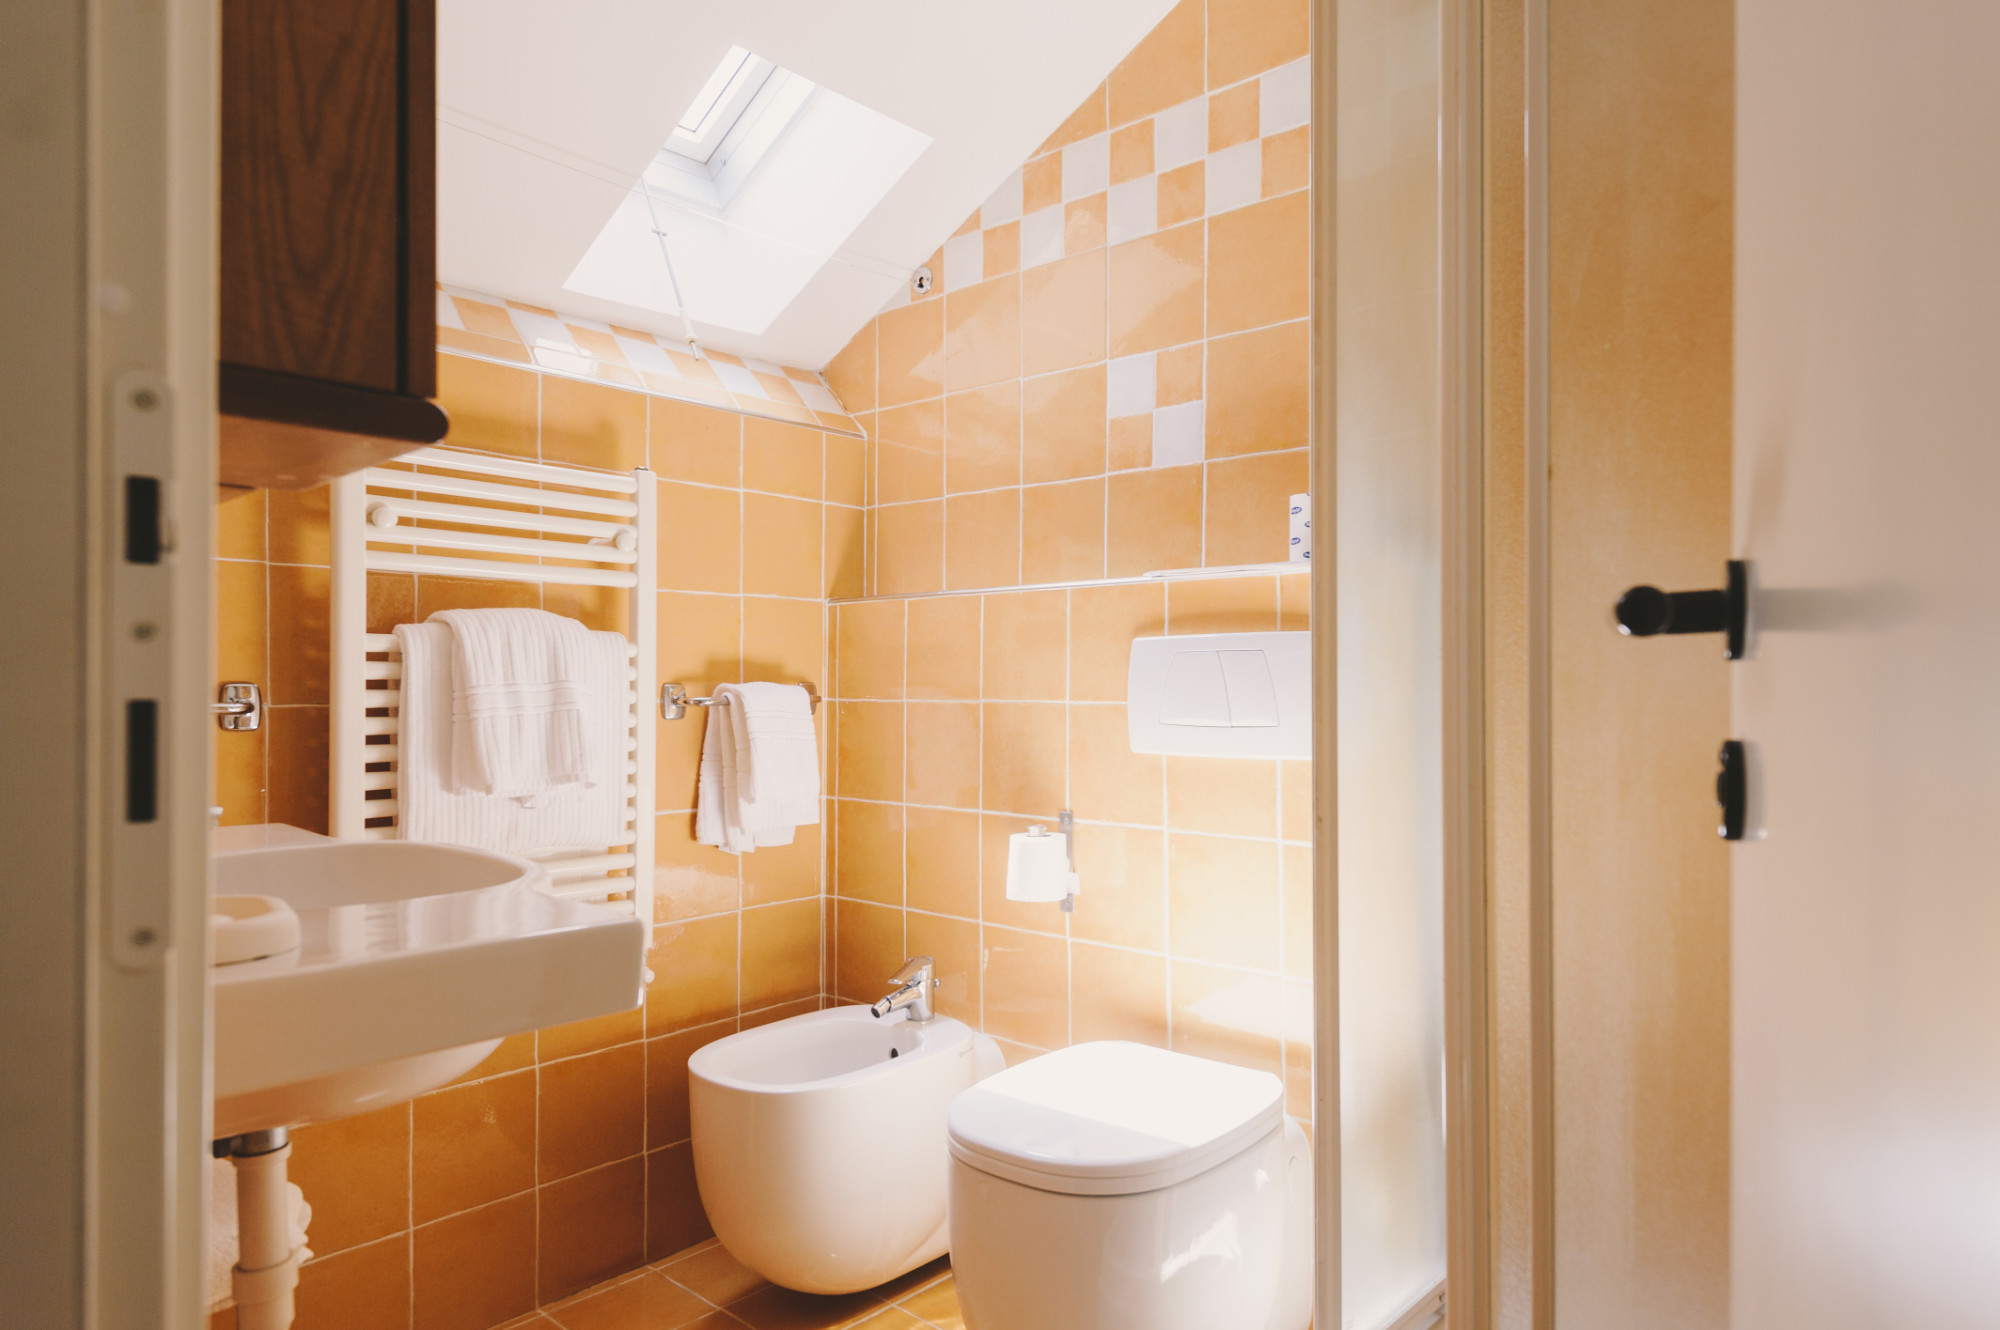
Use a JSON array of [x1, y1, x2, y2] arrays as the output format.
[[689, 998, 1003, 1294]]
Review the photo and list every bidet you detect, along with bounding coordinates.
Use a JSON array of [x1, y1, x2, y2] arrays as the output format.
[[688, 969, 1004, 1295]]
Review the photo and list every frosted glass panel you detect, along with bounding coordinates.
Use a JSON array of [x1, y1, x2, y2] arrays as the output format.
[[1334, 0, 1448, 1320]]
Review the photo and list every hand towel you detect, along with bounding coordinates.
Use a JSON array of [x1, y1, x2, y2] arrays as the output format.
[[694, 703, 754, 854], [695, 683, 819, 854], [396, 621, 631, 854], [430, 607, 595, 800], [720, 683, 821, 836]]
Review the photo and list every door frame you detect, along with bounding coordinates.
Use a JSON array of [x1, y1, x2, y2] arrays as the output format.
[[0, 0, 218, 1323]]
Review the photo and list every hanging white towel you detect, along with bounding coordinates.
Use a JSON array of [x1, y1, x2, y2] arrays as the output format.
[[431, 607, 595, 800], [396, 621, 631, 854], [721, 683, 821, 836], [694, 703, 754, 854], [695, 683, 820, 854]]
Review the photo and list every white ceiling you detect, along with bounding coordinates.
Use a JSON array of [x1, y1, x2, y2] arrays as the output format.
[[436, 0, 1176, 370]]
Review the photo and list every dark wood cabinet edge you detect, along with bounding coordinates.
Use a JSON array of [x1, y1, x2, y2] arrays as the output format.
[[400, 0, 437, 399], [219, 362, 449, 491], [221, 361, 447, 441], [217, 415, 437, 491]]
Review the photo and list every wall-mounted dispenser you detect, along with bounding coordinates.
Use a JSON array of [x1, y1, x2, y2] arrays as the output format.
[[1126, 631, 1309, 758]]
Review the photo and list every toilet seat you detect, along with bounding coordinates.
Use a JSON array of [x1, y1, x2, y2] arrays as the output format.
[[946, 1041, 1284, 1196]]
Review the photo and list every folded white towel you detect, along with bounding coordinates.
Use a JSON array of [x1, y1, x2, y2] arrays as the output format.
[[396, 620, 631, 855], [432, 608, 595, 800], [695, 683, 820, 855]]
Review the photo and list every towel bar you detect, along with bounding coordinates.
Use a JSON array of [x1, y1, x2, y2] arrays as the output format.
[[661, 681, 820, 721]]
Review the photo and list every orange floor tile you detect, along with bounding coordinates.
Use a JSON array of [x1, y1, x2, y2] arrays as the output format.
[[507, 1242, 964, 1330]]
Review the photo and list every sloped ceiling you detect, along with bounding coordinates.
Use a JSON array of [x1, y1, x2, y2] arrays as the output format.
[[437, 0, 1175, 369]]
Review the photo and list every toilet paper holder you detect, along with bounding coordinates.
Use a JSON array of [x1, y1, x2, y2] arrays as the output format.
[[1009, 811, 1078, 912]]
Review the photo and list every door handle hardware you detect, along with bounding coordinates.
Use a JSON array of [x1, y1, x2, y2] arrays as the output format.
[[1616, 559, 1748, 659], [1716, 740, 1747, 841]]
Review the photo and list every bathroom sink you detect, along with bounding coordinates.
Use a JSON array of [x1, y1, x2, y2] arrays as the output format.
[[211, 824, 643, 1138]]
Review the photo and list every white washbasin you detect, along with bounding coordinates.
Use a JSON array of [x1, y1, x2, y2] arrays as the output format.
[[211, 824, 643, 1138]]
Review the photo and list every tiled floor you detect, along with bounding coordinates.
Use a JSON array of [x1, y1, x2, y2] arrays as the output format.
[[498, 1242, 964, 1330]]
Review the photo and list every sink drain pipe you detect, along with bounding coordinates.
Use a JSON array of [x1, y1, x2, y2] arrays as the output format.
[[216, 1129, 312, 1330]]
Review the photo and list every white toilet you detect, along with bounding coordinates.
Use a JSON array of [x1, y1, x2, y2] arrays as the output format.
[[946, 1041, 1313, 1330]]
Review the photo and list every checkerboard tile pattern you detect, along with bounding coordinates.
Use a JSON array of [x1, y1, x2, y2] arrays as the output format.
[[825, 0, 1314, 597], [887, 55, 1309, 321], [436, 285, 865, 439]]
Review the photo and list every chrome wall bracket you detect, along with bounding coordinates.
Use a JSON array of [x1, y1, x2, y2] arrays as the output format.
[[661, 680, 820, 721], [213, 681, 262, 731], [1058, 809, 1077, 913]]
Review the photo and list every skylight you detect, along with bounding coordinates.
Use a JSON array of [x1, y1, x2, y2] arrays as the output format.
[[666, 46, 776, 165], [562, 63, 933, 338]]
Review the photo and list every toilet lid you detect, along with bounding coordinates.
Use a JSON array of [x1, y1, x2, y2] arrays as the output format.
[[947, 1041, 1284, 1197]]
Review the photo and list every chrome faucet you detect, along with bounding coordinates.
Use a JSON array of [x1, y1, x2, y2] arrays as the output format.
[[869, 956, 937, 1023]]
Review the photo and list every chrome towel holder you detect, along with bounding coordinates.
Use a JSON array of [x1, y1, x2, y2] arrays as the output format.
[[660, 681, 821, 721]]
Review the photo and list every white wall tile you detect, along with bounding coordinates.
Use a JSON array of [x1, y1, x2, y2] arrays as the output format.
[[616, 335, 676, 375], [1108, 353, 1158, 418], [1154, 98, 1208, 172], [981, 168, 1025, 228], [1062, 132, 1111, 200], [508, 308, 575, 352], [742, 355, 784, 375], [1152, 401, 1206, 468], [1206, 141, 1263, 215], [713, 361, 765, 398], [1107, 175, 1159, 246], [1020, 205, 1066, 268], [944, 230, 984, 291], [1260, 58, 1312, 136], [798, 380, 843, 414]]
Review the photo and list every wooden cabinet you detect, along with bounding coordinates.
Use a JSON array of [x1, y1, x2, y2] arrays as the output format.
[[218, 0, 447, 492]]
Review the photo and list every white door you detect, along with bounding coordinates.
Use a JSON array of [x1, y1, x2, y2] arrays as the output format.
[[1733, 1, 2000, 1323]]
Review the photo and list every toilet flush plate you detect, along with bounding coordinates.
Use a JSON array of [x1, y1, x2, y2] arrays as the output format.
[[1128, 632, 1310, 758]]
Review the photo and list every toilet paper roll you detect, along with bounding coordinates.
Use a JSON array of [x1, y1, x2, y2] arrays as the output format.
[[1006, 829, 1072, 903], [1289, 493, 1312, 563]]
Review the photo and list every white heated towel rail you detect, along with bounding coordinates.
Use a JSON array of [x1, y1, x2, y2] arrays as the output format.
[[329, 446, 658, 951]]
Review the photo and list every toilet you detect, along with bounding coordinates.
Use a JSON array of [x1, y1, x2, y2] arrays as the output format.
[[946, 1041, 1313, 1330]]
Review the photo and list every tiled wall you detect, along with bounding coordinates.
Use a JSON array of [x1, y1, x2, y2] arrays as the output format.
[[210, 351, 860, 1330], [823, 0, 1313, 595], [209, 4, 1321, 1324], [435, 284, 867, 438], [825, 570, 1315, 1122]]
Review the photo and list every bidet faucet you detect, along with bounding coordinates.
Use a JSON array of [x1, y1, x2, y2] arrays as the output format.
[[869, 955, 937, 1023]]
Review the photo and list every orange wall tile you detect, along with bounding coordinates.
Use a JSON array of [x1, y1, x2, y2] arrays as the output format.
[[827, 0, 1311, 600], [217, 10, 1320, 1325], [217, 360, 844, 1328], [828, 571, 1311, 1106], [1109, 223, 1206, 356], [1109, 0, 1206, 126]]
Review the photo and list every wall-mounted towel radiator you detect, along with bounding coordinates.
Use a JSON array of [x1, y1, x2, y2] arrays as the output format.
[[329, 446, 658, 951]]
